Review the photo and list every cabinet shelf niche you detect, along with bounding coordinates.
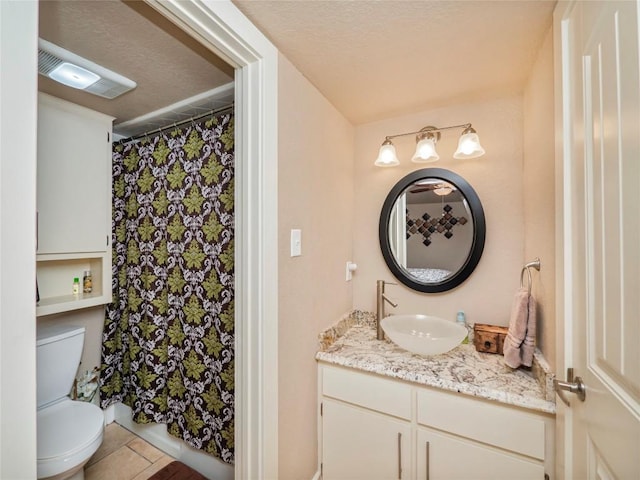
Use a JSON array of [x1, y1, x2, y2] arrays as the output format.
[[36, 254, 111, 317]]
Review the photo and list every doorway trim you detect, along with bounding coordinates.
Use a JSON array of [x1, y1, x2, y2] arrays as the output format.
[[145, 1, 279, 478]]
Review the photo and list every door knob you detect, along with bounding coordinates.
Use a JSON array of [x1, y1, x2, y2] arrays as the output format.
[[554, 367, 586, 406]]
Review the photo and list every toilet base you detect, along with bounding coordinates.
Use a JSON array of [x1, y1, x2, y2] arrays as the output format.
[[68, 468, 84, 480], [40, 463, 84, 480]]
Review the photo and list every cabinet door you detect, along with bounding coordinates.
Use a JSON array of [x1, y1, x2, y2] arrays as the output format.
[[416, 428, 543, 480], [322, 399, 411, 480], [37, 94, 111, 254]]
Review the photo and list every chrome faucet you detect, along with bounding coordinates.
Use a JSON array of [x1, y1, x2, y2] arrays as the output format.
[[376, 280, 398, 340]]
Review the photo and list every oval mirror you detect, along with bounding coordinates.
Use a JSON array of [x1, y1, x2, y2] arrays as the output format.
[[379, 168, 485, 293]]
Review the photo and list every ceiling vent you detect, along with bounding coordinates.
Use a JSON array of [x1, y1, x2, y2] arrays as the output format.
[[38, 38, 136, 99]]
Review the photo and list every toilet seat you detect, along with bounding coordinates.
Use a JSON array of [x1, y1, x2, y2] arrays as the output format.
[[37, 399, 104, 479]]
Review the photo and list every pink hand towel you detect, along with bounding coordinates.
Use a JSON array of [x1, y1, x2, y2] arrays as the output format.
[[503, 287, 536, 368], [521, 294, 537, 367]]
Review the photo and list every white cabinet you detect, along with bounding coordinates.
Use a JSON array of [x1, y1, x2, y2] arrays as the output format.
[[416, 428, 543, 480], [318, 364, 554, 480], [415, 386, 547, 480], [37, 93, 111, 254], [36, 93, 114, 316], [323, 399, 411, 480]]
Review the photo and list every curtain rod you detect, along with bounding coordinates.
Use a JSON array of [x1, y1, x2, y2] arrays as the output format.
[[116, 103, 234, 145]]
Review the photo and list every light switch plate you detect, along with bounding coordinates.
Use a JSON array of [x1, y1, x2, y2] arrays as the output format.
[[290, 229, 302, 257]]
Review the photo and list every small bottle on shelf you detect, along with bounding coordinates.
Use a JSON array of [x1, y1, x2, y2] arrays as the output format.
[[72, 277, 80, 296], [83, 270, 92, 294]]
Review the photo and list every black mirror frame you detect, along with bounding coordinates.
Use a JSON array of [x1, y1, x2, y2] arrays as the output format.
[[379, 168, 486, 293]]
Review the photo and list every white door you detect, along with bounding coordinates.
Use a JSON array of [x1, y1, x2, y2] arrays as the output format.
[[556, 1, 640, 478]]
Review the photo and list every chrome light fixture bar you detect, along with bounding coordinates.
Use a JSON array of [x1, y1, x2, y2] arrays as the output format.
[[374, 123, 485, 167]]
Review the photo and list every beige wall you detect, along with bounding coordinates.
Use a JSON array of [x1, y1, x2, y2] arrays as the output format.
[[277, 53, 355, 479], [523, 28, 556, 368], [353, 95, 526, 327]]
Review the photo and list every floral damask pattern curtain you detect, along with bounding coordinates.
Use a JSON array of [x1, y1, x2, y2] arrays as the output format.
[[100, 113, 234, 463]]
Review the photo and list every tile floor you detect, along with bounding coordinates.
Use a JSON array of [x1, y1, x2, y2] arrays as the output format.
[[85, 423, 175, 480]]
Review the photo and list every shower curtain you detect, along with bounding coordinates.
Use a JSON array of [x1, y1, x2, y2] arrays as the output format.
[[100, 112, 235, 463]]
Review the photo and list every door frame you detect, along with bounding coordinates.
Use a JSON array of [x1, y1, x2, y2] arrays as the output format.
[[140, 2, 280, 479], [0, 2, 39, 478], [554, 2, 574, 478]]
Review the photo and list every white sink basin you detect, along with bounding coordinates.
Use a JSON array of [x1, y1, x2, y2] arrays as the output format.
[[381, 314, 467, 356]]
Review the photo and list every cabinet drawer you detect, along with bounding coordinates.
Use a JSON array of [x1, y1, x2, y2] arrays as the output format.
[[417, 388, 546, 460], [322, 365, 411, 420]]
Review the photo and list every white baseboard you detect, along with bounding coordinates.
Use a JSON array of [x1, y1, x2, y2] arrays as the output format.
[[103, 404, 115, 425], [311, 470, 321, 480]]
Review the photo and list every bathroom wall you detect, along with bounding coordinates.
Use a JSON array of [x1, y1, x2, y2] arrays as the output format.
[[277, 53, 355, 479], [523, 28, 555, 368], [353, 95, 526, 328]]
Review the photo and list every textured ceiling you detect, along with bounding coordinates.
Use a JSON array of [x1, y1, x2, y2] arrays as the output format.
[[38, 1, 555, 129], [233, 0, 555, 124], [38, 1, 234, 128]]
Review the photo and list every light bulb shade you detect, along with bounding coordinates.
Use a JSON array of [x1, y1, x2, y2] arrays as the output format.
[[434, 184, 453, 196], [411, 137, 439, 163], [374, 140, 400, 167], [453, 128, 485, 159]]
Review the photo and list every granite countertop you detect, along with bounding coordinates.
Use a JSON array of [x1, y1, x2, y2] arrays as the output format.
[[316, 311, 556, 415]]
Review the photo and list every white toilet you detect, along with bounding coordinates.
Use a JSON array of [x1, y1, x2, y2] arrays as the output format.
[[37, 325, 104, 480]]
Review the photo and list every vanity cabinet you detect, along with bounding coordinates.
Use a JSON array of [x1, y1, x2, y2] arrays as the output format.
[[323, 399, 411, 480], [415, 387, 546, 479], [416, 428, 542, 479], [36, 93, 114, 316], [318, 364, 554, 479]]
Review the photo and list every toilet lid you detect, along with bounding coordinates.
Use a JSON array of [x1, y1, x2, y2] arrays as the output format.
[[37, 399, 104, 460]]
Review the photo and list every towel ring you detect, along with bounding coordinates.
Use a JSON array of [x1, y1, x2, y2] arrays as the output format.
[[520, 258, 541, 294]]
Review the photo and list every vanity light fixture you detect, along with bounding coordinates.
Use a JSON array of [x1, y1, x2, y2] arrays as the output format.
[[374, 123, 485, 167]]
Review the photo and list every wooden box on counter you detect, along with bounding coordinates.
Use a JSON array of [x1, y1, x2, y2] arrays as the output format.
[[473, 324, 509, 354]]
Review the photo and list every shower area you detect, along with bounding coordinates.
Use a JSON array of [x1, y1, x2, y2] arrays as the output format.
[[101, 88, 235, 478]]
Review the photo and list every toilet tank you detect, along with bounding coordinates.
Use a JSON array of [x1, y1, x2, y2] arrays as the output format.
[[36, 325, 85, 408]]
